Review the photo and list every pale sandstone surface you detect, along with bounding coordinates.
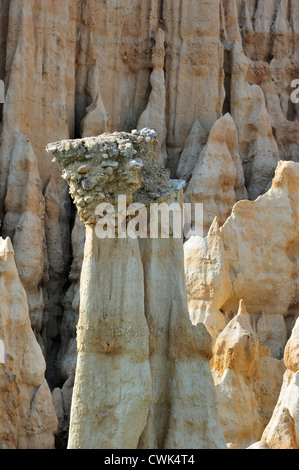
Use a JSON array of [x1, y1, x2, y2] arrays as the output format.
[[137, 28, 168, 167], [184, 113, 247, 236], [185, 161, 299, 447], [2, 133, 45, 345], [176, 119, 208, 184], [185, 161, 299, 358], [249, 317, 299, 449], [230, 39, 279, 200], [212, 300, 285, 449], [0, 0, 299, 450], [184, 217, 231, 343], [47, 131, 226, 449], [0, 237, 57, 449]]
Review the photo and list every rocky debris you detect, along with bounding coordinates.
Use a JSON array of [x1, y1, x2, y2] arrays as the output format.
[[0, 237, 57, 449]]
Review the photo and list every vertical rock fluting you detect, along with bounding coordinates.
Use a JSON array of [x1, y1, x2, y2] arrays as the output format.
[[184, 161, 299, 446], [184, 113, 247, 236], [0, 0, 76, 385], [137, 28, 167, 167], [0, 237, 57, 449], [47, 130, 226, 449], [163, 0, 225, 175], [249, 317, 299, 449], [212, 299, 285, 449], [2, 133, 45, 345], [230, 40, 279, 200], [1, 0, 299, 450], [185, 161, 299, 354]]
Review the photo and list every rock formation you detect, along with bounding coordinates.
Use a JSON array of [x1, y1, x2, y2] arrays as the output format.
[[2, 133, 45, 345], [185, 160, 299, 447], [47, 130, 226, 449], [184, 113, 247, 236], [212, 299, 285, 449], [0, 0, 299, 450], [249, 317, 299, 449], [137, 28, 167, 167], [0, 237, 57, 449], [230, 40, 280, 200], [185, 161, 299, 356]]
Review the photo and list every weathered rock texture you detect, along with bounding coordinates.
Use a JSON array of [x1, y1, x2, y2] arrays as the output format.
[[212, 299, 285, 449], [47, 131, 226, 449], [0, 237, 57, 449], [0, 0, 299, 450], [185, 160, 299, 447], [185, 161, 299, 355], [184, 113, 247, 236], [249, 317, 299, 449]]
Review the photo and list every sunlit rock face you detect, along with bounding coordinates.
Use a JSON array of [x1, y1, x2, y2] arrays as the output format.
[[46, 131, 226, 449], [0, 237, 57, 449], [1, 0, 299, 450]]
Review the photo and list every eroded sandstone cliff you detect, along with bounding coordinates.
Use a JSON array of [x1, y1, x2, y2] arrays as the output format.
[[0, 0, 299, 449]]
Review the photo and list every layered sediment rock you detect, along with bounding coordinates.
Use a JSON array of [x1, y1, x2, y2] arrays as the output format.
[[0, 237, 57, 449], [47, 130, 226, 449]]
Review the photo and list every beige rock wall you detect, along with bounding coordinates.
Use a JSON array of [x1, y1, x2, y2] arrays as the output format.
[[48, 131, 226, 450], [0, 0, 299, 450], [0, 237, 57, 449], [184, 113, 247, 236], [249, 317, 299, 449], [185, 161, 299, 357], [212, 300, 285, 449]]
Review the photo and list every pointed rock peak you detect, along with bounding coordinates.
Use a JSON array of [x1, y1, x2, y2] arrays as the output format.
[[44, 176, 57, 195], [155, 28, 165, 48], [0, 236, 14, 254], [87, 30, 97, 67], [227, 299, 255, 337], [208, 113, 237, 143], [272, 161, 299, 193], [223, 0, 241, 43], [237, 298, 248, 316], [241, 0, 253, 33], [44, 176, 60, 208], [220, 0, 228, 42], [208, 216, 221, 237], [272, 0, 291, 35], [151, 28, 165, 69]]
